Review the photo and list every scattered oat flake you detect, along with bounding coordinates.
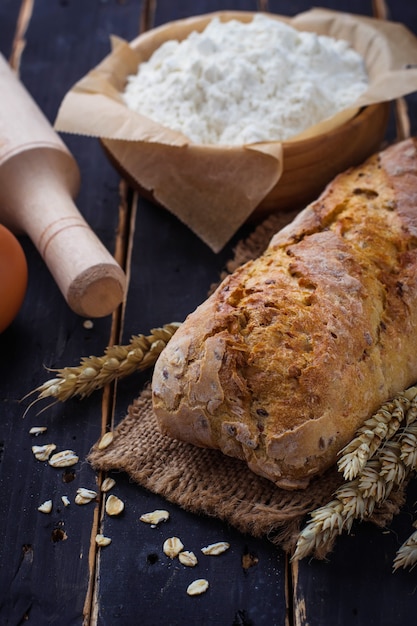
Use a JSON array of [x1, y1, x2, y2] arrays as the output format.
[[75, 488, 97, 505], [38, 500, 52, 514], [179, 551, 198, 567], [29, 426, 47, 435], [105, 494, 124, 516], [140, 509, 170, 526], [96, 534, 112, 547], [163, 537, 184, 558], [32, 444, 56, 461], [61, 495, 70, 507], [101, 477, 116, 493], [187, 579, 209, 596], [201, 541, 230, 556], [49, 450, 79, 468], [98, 432, 114, 450]]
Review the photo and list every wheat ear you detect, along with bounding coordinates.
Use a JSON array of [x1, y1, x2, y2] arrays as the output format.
[[293, 385, 417, 564], [337, 386, 417, 481], [24, 322, 180, 406], [393, 523, 417, 571]]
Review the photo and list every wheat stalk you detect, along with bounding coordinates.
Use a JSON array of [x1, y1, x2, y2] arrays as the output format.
[[393, 523, 417, 572], [24, 322, 180, 407], [293, 385, 417, 565], [292, 479, 378, 562], [338, 387, 417, 480]]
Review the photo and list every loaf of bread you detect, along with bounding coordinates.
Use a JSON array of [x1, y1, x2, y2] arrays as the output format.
[[151, 138, 417, 489]]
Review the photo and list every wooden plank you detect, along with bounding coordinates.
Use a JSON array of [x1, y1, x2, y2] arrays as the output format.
[[291, 2, 417, 625], [0, 0, 141, 624], [94, 2, 288, 624], [95, 1, 417, 624], [1, 0, 417, 624]]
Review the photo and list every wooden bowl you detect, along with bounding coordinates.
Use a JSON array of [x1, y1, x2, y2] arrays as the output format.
[[253, 101, 390, 220], [102, 11, 390, 228]]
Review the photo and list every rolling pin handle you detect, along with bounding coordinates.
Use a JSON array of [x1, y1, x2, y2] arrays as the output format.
[[0, 149, 126, 318]]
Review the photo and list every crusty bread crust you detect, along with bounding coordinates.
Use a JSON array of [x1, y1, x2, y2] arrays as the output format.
[[152, 138, 417, 489]]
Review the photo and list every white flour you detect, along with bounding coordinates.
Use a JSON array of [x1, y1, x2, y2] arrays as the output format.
[[123, 15, 368, 145]]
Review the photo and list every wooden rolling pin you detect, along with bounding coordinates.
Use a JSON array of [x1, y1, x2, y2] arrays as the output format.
[[0, 53, 126, 318]]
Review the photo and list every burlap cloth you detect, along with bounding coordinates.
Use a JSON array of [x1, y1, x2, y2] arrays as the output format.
[[88, 213, 407, 556]]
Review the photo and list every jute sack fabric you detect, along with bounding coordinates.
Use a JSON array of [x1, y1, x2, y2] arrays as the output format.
[[88, 213, 407, 556]]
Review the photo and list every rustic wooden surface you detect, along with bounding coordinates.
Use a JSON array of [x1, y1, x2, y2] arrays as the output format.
[[0, 1, 417, 624]]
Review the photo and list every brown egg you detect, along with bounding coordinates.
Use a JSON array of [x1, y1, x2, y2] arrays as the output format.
[[0, 224, 28, 333]]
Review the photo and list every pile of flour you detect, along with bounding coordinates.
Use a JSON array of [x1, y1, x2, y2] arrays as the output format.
[[123, 14, 369, 145]]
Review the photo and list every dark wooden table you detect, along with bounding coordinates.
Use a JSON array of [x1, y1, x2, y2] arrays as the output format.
[[1, 1, 417, 624]]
